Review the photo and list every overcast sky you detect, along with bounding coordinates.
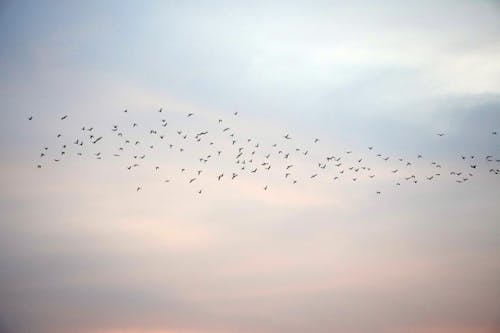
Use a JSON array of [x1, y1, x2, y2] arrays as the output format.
[[1, 1, 500, 333]]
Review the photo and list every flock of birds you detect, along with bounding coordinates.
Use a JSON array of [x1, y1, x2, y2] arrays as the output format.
[[29, 108, 500, 196]]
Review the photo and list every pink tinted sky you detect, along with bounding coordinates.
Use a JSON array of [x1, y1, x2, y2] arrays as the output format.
[[0, 1, 499, 333]]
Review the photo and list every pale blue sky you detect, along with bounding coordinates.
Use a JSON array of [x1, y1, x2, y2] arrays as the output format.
[[1, 1, 500, 333]]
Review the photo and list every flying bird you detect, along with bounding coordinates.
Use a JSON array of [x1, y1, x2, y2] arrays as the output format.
[[92, 136, 103, 144]]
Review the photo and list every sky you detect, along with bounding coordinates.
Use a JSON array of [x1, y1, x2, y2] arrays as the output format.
[[0, 1, 500, 333]]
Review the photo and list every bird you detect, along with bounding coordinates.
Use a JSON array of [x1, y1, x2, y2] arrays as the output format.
[[283, 134, 292, 140], [28, 116, 33, 120], [60, 115, 68, 120], [92, 137, 103, 144], [314, 138, 319, 143], [437, 133, 445, 136]]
